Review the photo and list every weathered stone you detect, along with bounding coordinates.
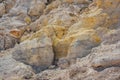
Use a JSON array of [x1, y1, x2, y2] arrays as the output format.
[[0, 29, 19, 51], [0, 53, 34, 80], [90, 30, 120, 69], [4, 0, 16, 13], [9, 29, 23, 38], [12, 34, 54, 72], [0, 34, 5, 50], [0, 3, 5, 17], [54, 28, 101, 60], [28, 1, 46, 17], [0, 0, 120, 79]]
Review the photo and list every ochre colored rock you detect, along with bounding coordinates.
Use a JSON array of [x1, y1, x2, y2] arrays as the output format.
[[9, 29, 22, 38], [0, 0, 120, 79]]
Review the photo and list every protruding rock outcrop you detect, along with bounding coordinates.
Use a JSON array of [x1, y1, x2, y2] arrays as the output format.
[[0, 0, 120, 80], [12, 34, 54, 73]]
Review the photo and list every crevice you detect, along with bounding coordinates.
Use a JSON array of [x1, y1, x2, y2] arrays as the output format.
[[94, 65, 120, 72]]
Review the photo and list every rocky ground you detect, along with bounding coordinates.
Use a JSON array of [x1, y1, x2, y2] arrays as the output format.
[[0, 0, 120, 80]]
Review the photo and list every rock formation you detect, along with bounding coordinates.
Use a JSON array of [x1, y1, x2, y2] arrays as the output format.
[[0, 0, 120, 80]]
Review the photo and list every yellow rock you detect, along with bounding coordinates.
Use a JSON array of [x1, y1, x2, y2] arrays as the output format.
[[9, 29, 22, 38], [20, 0, 120, 60], [24, 16, 31, 24], [92, 34, 101, 43]]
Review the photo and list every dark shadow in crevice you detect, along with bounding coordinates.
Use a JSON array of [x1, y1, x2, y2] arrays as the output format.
[[94, 65, 120, 72]]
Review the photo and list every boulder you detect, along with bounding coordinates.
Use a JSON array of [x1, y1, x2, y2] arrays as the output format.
[[28, 1, 46, 17], [0, 52, 34, 80], [31, 29, 120, 80], [91, 30, 120, 69], [12, 34, 54, 72]]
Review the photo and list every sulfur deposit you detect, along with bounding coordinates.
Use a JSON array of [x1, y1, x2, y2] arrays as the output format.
[[0, 0, 120, 80]]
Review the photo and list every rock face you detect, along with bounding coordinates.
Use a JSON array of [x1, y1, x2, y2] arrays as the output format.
[[12, 34, 54, 73], [32, 29, 120, 80], [0, 0, 120, 80], [91, 30, 120, 69], [0, 3, 5, 17], [0, 50, 34, 80], [0, 29, 20, 51], [28, 1, 46, 17]]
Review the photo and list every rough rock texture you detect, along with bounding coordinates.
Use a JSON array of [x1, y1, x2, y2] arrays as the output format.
[[0, 50, 34, 80], [32, 29, 120, 80], [0, 29, 21, 50], [0, 3, 5, 17], [91, 30, 120, 69], [12, 34, 54, 73], [0, 0, 120, 80]]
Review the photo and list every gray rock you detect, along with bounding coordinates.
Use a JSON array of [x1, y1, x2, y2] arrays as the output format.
[[0, 34, 5, 50], [102, 29, 120, 45], [91, 41, 120, 69], [0, 53, 34, 80], [0, 3, 5, 17], [0, 30, 19, 51], [28, 1, 46, 17], [67, 39, 99, 59], [4, 0, 16, 13], [12, 34, 54, 73]]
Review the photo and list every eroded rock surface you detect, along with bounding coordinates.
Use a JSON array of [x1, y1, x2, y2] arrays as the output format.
[[31, 29, 120, 80], [0, 50, 34, 80], [0, 0, 120, 80], [12, 34, 54, 73]]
